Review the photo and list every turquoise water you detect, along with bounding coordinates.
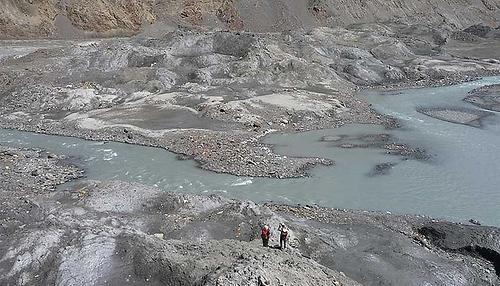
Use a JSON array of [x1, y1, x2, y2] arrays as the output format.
[[1, 77, 499, 226]]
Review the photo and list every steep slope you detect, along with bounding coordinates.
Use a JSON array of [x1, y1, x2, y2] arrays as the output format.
[[0, 0, 58, 38], [0, 0, 156, 39], [308, 0, 500, 29], [1, 0, 500, 38]]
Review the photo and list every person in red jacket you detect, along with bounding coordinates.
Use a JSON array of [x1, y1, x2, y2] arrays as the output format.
[[261, 224, 270, 247]]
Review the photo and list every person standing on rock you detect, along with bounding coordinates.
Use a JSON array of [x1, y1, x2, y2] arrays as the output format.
[[278, 223, 289, 250], [261, 224, 270, 247]]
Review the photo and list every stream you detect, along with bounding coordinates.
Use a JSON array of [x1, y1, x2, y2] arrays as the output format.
[[1, 77, 499, 226]]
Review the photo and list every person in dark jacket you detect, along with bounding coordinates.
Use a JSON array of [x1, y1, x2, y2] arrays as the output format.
[[278, 223, 289, 250]]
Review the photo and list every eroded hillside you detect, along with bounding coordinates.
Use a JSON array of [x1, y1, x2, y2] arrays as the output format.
[[1, 0, 500, 38]]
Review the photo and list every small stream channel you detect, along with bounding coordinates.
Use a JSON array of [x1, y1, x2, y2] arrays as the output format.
[[1, 77, 499, 226]]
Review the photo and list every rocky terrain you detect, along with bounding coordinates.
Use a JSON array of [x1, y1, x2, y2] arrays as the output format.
[[416, 106, 494, 128], [2, 1, 500, 285], [0, 147, 499, 286], [466, 83, 500, 111], [1, 22, 500, 177], [2, 0, 500, 38]]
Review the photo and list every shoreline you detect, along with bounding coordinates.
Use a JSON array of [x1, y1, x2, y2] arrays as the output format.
[[0, 122, 482, 228], [2, 26, 500, 179], [0, 71, 488, 179], [1, 145, 499, 285]]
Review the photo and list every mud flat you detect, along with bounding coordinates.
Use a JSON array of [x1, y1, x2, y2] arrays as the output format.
[[1, 146, 499, 286], [416, 107, 494, 127], [320, 132, 428, 160]]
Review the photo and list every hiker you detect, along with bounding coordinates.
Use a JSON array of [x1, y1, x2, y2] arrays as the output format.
[[261, 224, 270, 247], [278, 223, 289, 250]]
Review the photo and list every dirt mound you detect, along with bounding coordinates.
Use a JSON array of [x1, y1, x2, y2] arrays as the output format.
[[120, 235, 359, 286]]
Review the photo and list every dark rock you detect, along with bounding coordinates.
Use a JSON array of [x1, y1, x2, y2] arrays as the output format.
[[469, 219, 481, 226], [368, 162, 396, 176], [463, 24, 492, 38], [418, 222, 500, 277]]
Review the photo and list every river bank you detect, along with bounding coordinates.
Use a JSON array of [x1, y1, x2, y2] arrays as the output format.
[[2, 24, 500, 178], [1, 145, 499, 286]]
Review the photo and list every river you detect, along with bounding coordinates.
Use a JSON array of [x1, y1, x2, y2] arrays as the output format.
[[1, 77, 499, 226]]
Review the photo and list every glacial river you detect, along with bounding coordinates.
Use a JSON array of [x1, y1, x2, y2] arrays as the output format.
[[1, 77, 499, 226]]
